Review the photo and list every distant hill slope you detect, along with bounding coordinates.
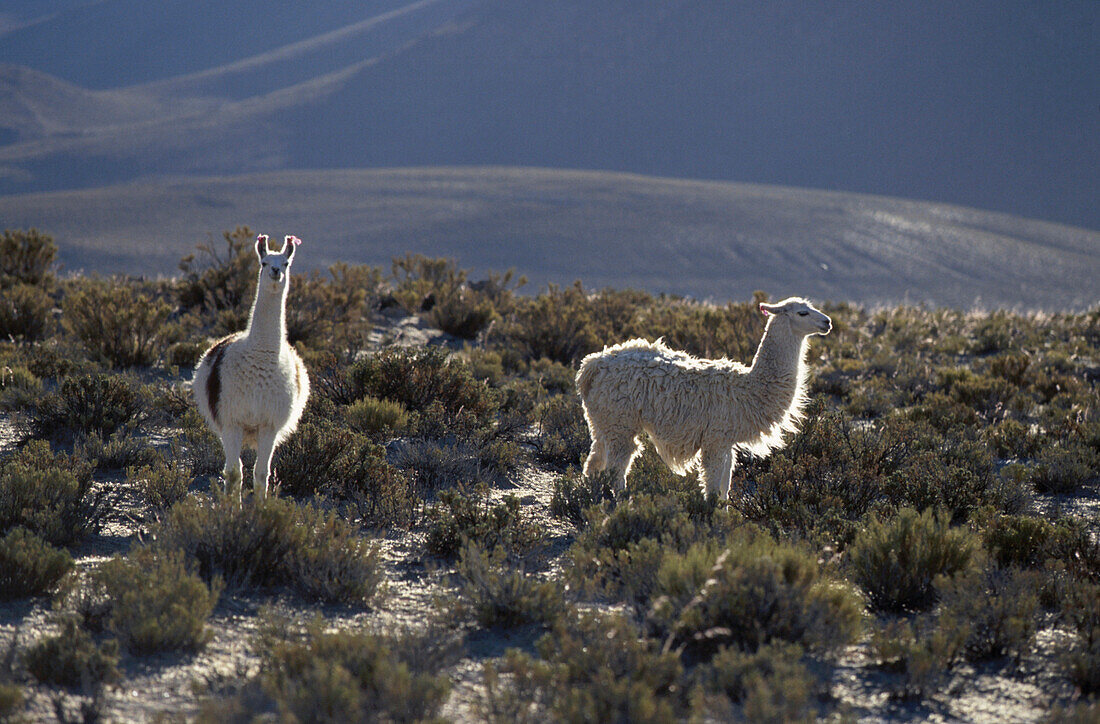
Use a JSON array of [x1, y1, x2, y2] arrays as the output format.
[[1, 166, 1095, 310], [0, 1, 1096, 230]]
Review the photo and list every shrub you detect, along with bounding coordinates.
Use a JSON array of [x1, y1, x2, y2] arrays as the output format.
[[0, 284, 51, 341], [127, 460, 192, 514], [534, 394, 590, 469], [25, 372, 150, 442], [76, 430, 161, 472], [343, 346, 498, 425], [22, 619, 119, 689], [391, 254, 520, 339], [286, 262, 382, 350], [498, 282, 602, 365], [849, 507, 976, 612], [424, 484, 543, 561], [152, 495, 384, 605], [201, 616, 451, 724], [549, 469, 616, 527], [62, 279, 176, 367], [177, 226, 256, 315], [649, 537, 863, 656], [273, 422, 414, 527], [0, 441, 108, 547], [0, 527, 73, 599], [485, 611, 687, 723], [392, 435, 516, 492], [453, 543, 567, 629], [345, 395, 409, 437], [95, 548, 221, 655], [700, 643, 814, 724], [165, 340, 206, 369], [936, 566, 1040, 662], [983, 514, 1100, 581], [1062, 582, 1100, 695], [870, 617, 964, 700], [1032, 442, 1099, 494], [0, 228, 56, 287]]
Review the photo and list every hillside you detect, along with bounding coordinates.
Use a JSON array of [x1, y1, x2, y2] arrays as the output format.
[[0, 0, 1096, 229], [1, 166, 1096, 310]]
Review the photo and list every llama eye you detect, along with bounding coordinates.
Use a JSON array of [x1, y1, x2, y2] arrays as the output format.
[[261, 262, 268, 267], [798, 311, 809, 316]]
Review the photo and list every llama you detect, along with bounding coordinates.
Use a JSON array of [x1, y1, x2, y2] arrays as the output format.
[[191, 234, 310, 502], [576, 297, 831, 499]]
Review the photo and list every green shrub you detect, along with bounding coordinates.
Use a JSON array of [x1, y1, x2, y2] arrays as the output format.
[[0, 682, 22, 722], [649, 537, 862, 656], [849, 507, 976, 612], [1032, 442, 1099, 494], [345, 395, 409, 437], [76, 430, 161, 472], [152, 495, 384, 605], [453, 543, 567, 628], [25, 372, 151, 442], [391, 254, 520, 339], [0, 228, 56, 287], [285, 262, 382, 350], [0, 527, 72, 599], [1062, 582, 1100, 695], [870, 617, 964, 700], [936, 566, 1040, 662], [0, 284, 52, 342], [487, 611, 687, 723], [424, 484, 542, 560], [983, 514, 1100, 581], [0, 441, 107, 547], [62, 279, 176, 367], [165, 340, 206, 369], [128, 460, 192, 514], [534, 394, 590, 468], [22, 619, 119, 688], [1044, 701, 1100, 724], [343, 346, 498, 425], [201, 616, 451, 724], [273, 422, 414, 527], [95, 549, 221, 655], [549, 469, 616, 527], [699, 643, 814, 724], [498, 282, 603, 365], [177, 226, 257, 315]]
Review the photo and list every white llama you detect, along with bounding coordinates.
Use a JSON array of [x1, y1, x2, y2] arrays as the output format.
[[192, 234, 310, 502], [576, 297, 831, 499]]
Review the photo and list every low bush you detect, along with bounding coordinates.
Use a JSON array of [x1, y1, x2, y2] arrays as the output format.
[[485, 611, 687, 723], [0, 228, 56, 288], [1061, 582, 1100, 695], [24, 372, 151, 442], [649, 536, 862, 656], [983, 514, 1100, 581], [1032, 442, 1099, 494], [128, 459, 192, 514], [453, 543, 567, 629], [177, 226, 256, 315], [0, 283, 52, 342], [849, 507, 976, 612], [0, 527, 72, 599], [22, 619, 119, 689], [199, 615, 451, 724], [345, 395, 409, 437], [95, 548, 221, 655], [424, 484, 542, 561], [0, 441, 108, 547], [936, 566, 1041, 662], [699, 643, 814, 724], [549, 470, 616, 527], [62, 279, 176, 367], [534, 394, 590, 469], [76, 430, 161, 472], [152, 495, 384, 605], [870, 617, 964, 700]]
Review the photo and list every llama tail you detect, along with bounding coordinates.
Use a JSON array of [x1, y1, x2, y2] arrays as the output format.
[[576, 354, 599, 399]]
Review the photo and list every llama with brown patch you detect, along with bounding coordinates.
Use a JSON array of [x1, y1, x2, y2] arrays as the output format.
[[192, 234, 310, 502]]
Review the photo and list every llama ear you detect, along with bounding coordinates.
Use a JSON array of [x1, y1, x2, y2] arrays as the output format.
[[284, 235, 301, 259], [255, 234, 270, 258], [759, 302, 773, 317]]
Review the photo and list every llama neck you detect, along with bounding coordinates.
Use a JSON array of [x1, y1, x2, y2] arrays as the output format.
[[747, 318, 808, 409], [243, 281, 287, 350]]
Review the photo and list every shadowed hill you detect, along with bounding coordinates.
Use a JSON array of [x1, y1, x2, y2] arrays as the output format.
[[1, 166, 1095, 310]]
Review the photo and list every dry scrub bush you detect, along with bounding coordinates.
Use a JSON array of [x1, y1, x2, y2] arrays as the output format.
[[23, 372, 151, 443], [424, 484, 542, 561], [699, 643, 815, 723], [871, 617, 964, 700], [0, 284, 52, 342], [936, 565, 1041, 662], [127, 460, 193, 514], [0, 441, 108, 547], [95, 549, 221, 655], [23, 619, 119, 688], [849, 507, 975, 612], [453, 542, 567, 629], [0, 527, 72, 599], [62, 279, 176, 367], [0, 228, 56, 288], [392, 253, 520, 339]]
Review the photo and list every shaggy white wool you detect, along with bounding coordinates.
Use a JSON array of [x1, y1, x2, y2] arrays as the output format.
[[192, 234, 310, 502], [576, 297, 830, 499]]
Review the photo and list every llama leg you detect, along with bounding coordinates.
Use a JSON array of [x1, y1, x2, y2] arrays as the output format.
[[220, 426, 244, 504], [253, 429, 277, 502], [604, 431, 640, 493], [583, 437, 607, 477], [700, 447, 734, 500]]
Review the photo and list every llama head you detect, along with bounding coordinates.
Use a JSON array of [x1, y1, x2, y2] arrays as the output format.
[[254, 234, 300, 289], [759, 297, 831, 336]]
